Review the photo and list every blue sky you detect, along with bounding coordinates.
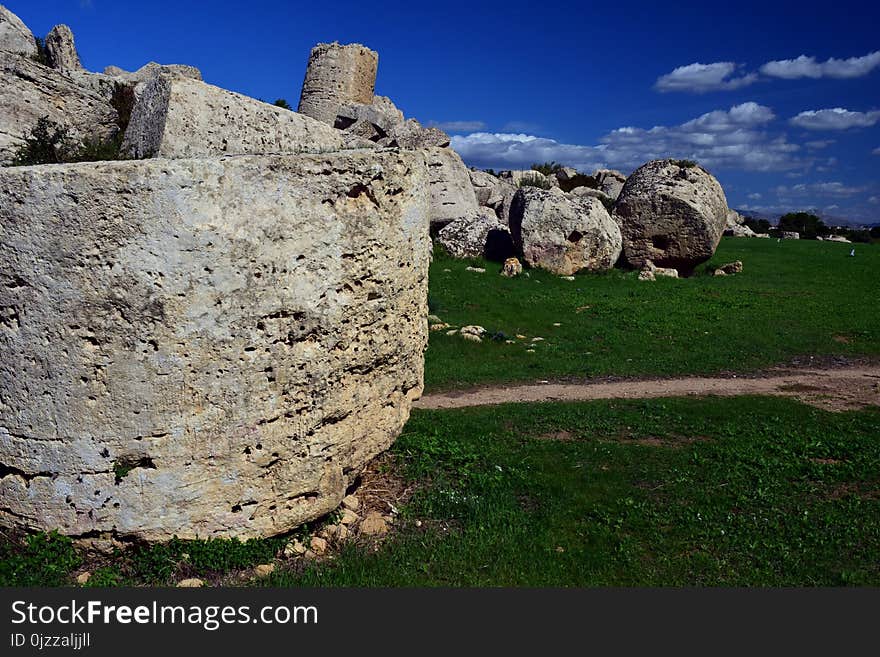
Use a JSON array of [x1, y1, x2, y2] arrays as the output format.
[[7, 0, 879, 223]]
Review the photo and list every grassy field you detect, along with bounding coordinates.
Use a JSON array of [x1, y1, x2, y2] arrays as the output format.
[[425, 237, 880, 390], [3, 397, 878, 586]]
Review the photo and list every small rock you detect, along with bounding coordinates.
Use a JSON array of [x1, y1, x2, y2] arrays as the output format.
[[501, 257, 523, 277], [460, 325, 486, 337], [505, 340, 515, 344], [360, 512, 389, 536], [466, 266, 486, 273], [531, 337, 545, 342], [429, 323, 450, 331], [342, 495, 360, 511], [553, 323, 561, 327], [75, 572, 91, 585], [462, 333, 482, 343], [335, 525, 350, 541], [515, 334, 526, 339], [310, 536, 328, 555], [253, 563, 275, 577], [714, 269, 727, 276], [427, 315, 443, 324], [560, 276, 575, 281], [303, 549, 318, 561], [283, 539, 307, 557], [527, 349, 536, 353], [446, 329, 459, 336], [340, 508, 359, 525], [718, 260, 743, 275], [177, 578, 205, 588]]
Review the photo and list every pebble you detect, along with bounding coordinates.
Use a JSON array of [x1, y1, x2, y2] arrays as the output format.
[[360, 512, 389, 536], [342, 495, 360, 511], [283, 539, 307, 557], [466, 266, 486, 273], [177, 578, 205, 588], [310, 536, 328, 555], [75, 572, 91, 585], [340, 508, 359, 525], [253, 563, 275, 577]]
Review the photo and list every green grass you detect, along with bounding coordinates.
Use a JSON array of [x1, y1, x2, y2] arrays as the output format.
[[425, 237, 880, 390], [4, 397, 877, 587]]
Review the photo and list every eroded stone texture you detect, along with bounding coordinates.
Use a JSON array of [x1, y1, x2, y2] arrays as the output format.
[[298, 42, 378, 125], [613, 159, 728, 273], [437, 207, 514, 260], [425, 147, 479, 228], [335, 95, 404, 139], [0, 52, 118, 164], [0, 150, 430, 541], [0, 5, 35, 57], [122, 75, 343, 159], [510, 187, 622, 275], [593, 169, 626, 200], [45, 24, 81, 71], [382, 119, 450, 150]]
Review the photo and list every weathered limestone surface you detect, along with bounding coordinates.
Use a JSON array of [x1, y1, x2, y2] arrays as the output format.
[[122, 75, 344, 159], [0, 5, 35, 57], [613, 159, 728, 272], [593, 169, 626, 200], [510, 187, 622, 275], [437, 207, 514, 260], [382, 119, 450, 150], [45, 24, 81, 71], [105, 62, 203, 83], [0, 150, 431, 541], [425, 147, 479, 228], [0, 53, 118, 164], [335, 95, 403, 137], [298, 42, 378, 125]]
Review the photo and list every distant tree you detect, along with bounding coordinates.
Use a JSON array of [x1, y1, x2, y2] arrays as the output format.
[[482, 168, 498, 177], [777, 212, 829, 239], [870, 226, 880, 239], [531, 161, 565, 176], [743, 216, 771, 234], [273, 99, 292, 110], [847, 229, 872, 244]]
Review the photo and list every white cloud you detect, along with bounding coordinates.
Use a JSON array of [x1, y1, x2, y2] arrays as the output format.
[[873, 147, 880, 155], [775, 182, 866, 198], [654, 62, 757, 93], [789, 108, 880, 130], [748, 193, 762, 200], [804, 140, 834, 149], [427, 120, 487, 133], [452, 102, 803, 173], [869, 196, 879, 204], [450, 132, 607, 173], [760, 51, 880, 79]]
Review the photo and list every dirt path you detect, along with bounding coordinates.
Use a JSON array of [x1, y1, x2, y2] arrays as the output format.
[[416, 365, 880, 412]]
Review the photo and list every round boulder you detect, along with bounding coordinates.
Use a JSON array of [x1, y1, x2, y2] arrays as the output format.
[[509, 187, 622, 275], [437, 208, 515, 261], [613, 159, 728, 273]]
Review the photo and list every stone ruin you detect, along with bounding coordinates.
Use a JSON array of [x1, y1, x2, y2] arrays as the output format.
[[0, 7, 433, 542], [0, 4, 741, 543], [298, 42, 378, 126]]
